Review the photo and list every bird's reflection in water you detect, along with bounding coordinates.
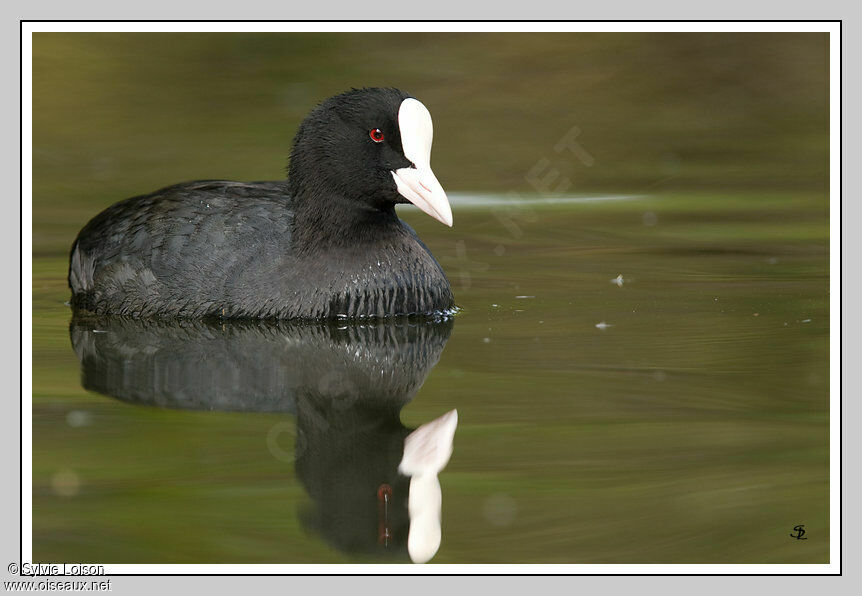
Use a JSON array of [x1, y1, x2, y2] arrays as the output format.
[[69, 314, 458, 563]]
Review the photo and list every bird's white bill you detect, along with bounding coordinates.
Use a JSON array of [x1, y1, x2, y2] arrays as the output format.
[[393, 97, 453, 227], [392, 167, 453, 227]]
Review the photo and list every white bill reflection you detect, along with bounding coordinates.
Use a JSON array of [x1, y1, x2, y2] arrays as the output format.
[[399, 409, 458, 563]]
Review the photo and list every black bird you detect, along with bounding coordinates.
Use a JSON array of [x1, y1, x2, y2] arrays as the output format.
[[68, 87, 454, 319]]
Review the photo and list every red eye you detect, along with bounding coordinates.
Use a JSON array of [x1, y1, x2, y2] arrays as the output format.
[[369, 128, 385, 143]]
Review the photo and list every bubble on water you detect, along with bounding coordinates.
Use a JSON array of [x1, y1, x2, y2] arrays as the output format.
[[483, 493, 517, 527], [266, 421, 302, 462], [595, 321, 613, 330], [483, 337, 491, 343], [51, 469, 80, 497], [66, 410, 91, 428]]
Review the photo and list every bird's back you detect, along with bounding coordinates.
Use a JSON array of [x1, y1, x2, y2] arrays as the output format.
[[69, 180, 296, 318]]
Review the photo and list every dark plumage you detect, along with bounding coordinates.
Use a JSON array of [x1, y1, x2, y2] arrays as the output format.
[[68, 88, 455, 319]]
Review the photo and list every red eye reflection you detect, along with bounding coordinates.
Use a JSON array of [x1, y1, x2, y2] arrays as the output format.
[[369, 128, 385, 143]]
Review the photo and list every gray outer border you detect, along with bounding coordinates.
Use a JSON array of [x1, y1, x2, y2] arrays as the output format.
[[8, 1, 854, 593]]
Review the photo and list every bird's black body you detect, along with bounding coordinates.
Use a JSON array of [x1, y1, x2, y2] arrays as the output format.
[[68, 88, 454, 319]]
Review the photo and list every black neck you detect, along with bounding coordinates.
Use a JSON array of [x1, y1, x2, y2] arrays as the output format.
[[290, 189, 404, 254]]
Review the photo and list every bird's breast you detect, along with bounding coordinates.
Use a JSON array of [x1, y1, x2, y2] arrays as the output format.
[[318, 243, 453, 319]]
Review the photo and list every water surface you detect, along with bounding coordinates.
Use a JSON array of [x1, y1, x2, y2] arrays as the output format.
[[31, 31, 829, 565], [32, 192, 829, 564]]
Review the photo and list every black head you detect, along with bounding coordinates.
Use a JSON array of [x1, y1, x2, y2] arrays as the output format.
[[287, 87, 452, 228]]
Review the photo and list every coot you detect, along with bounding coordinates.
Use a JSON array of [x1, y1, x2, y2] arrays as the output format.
[[68, 87, 455, 319]]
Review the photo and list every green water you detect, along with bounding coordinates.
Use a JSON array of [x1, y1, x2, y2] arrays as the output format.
[[31, 32, 829, 564]]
